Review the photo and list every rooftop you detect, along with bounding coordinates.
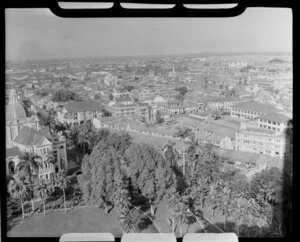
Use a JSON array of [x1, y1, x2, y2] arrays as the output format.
[[6, 146, 23, 158], [243, 127, 283, 136], [64, 100, 102, 113], [115, 95, 132, 103], [231, 101, 279, 114], [13, 126, 50, 147], [258, 112, 291, 124]]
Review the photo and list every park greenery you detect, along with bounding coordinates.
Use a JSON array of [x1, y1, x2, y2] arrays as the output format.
[[7, 119, 292, 237], [52, 89, 81, 102]]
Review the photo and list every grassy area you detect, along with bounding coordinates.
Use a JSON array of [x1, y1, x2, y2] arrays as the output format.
[[125, 131, 181, 150], [7, 201, 236, 237]]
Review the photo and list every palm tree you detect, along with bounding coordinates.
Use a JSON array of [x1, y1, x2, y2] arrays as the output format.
[[218, 183, 231, 231], [163, 141, 180, 167], [173, 127, 195, 176], [16, 152, 41, 213], [55, 170, 69, 213], [186, 140, 204, 178], [8, 175, 28, 219], [35, 178, 51, 215], [37, 108, 57, 137], [77, 122, 96, 154], [45, 151, 57, 183], [207, 182, 221, 223]]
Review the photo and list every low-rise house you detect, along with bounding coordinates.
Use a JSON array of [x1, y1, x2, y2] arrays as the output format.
[[207, 97, 241, 112], [57, 99, 103, 126]]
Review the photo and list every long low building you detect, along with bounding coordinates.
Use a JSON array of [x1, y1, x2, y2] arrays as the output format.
[[230, 101, 279, 120], [207, 98, 241, 112], [235, 126, 286, 158]]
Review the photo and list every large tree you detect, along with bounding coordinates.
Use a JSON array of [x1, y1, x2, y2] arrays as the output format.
[[78, 134, 126, 214], [16, 153, 41, 213], [55, 170, 69, 213], [35, 178, 52, 215], [250, 167, 283, 206], [126, 143, 176, 217], [113, 176, 134, 234], [173, 127, 195, 176], [37, 108, 58, 138], [52, 89, 81, 102], [163, 141, 180, 167], [77, 122, 97, 154], [8, 175, 28, 219]]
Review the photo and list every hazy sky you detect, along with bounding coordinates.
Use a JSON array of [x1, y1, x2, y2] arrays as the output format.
[[6, 8, 292, 61]]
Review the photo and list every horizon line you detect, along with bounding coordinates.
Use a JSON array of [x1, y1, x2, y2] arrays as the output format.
[[6, 50, 292, 63]]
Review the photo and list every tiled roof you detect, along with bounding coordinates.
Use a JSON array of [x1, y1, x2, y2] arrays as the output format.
[[13, 126, 49, 146], [6, 147, 23, 157], [231, 101, 279, 114], [64, 100, 102, 113], [244, 127, 280, 135], [208, 97, 240, 103], [115, 95, 132, 103], [258, 112, 291, 124]]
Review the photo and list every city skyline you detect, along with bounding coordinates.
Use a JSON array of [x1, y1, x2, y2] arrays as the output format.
[[6, 7, 292, 61]]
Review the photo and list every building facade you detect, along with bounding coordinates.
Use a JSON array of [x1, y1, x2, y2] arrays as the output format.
[[57, 100, 103, 126], [235, 128, 285, 158], [230, 101, 279, 120], [257, 113, 290, 133], [7, 126, 68, 182]]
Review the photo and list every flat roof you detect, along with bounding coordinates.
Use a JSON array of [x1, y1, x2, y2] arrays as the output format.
[[258, 112, 291, 123], [231, 101, 279, 114]]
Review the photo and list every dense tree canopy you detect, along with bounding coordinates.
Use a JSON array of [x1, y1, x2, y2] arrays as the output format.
[[125, 143, 176, 216], [52, 89, 81, 102], [175, 87, 189, 97], [78, 131, 132, 213]]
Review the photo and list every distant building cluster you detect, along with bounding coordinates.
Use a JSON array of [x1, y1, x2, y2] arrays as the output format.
[[6, 53, 292, 175]]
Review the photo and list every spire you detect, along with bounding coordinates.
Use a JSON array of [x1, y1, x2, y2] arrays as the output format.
[[8, 73, 18, 102]]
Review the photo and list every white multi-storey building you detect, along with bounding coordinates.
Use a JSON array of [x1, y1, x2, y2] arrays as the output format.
[[235, 127, 285, 158], [257, 112, 290, 132], [230, 101, 279, 120]]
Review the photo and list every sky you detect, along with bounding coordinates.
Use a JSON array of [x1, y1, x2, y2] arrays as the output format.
[[5, 8, 292, 61]]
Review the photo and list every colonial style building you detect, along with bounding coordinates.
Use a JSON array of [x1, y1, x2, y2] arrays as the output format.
[[207, 98, 240, 112], [230, 101, 279, 120], [257, 112, 290, 132], [57, 99, 103, 126], [6, 126, 68, 182], [235, 121, 286, 158], [108, 95, 139, 118], [6, 88, 39, 148]]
